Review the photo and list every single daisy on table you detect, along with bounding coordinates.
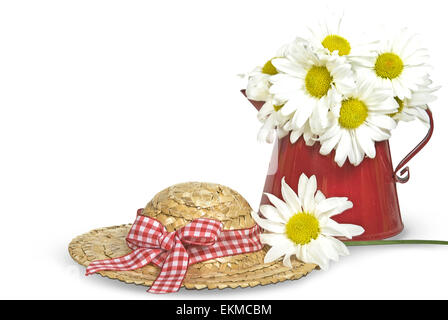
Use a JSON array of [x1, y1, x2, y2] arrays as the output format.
[[354, 28, 430, 101], [391, 78, 439, 125], [269, 40, 356, 140], [251, 174, 364, 270], [319, 80, 398, 167]]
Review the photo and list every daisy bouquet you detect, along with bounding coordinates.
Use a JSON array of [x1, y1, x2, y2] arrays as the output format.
[[245, 17, 439, 167], [243, 16, 447, 270]]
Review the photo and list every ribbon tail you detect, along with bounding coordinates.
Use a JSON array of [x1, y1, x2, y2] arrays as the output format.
[[85, 248, 161, 275], [148, 242, 190, 294]]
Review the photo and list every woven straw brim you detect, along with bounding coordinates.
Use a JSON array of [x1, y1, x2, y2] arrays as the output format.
[[69, 224, 317, 290]]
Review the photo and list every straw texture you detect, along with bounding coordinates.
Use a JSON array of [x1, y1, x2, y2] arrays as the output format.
[[69, 182, 316, 290]]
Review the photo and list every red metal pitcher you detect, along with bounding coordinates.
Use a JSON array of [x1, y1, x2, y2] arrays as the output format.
[[243, 90, 434, 241]]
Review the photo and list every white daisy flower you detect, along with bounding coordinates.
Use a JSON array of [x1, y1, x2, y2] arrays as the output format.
[[391, 78, 439, 124], [246, 46, 293, 143], [246, 64, 276, 102], [355, 28, 430, 100], [246, 44, 290, 102], [319, 80, 398, 167], [251, 174, 364, 270], [270, 40, 356, 139], [306, 11, 377, 64], [257, 101, 291, 143]]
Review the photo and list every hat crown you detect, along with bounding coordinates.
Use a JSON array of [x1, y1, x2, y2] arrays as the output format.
[[141, 182, 255, 232]]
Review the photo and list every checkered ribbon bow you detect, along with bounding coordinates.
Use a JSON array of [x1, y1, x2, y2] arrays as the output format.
[[86, 210, 262, 293]]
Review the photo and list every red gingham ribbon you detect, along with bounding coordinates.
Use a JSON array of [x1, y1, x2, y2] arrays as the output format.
[[85, 210, 263, 293]]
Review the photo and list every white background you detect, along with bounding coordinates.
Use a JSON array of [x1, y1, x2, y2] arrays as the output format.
[[1, 0, 447, 300]]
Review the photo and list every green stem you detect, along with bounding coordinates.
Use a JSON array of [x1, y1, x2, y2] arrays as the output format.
[[344, 240, 448, 247]]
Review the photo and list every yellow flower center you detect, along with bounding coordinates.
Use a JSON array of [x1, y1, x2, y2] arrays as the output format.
[[374, 53, 404, 79], [273, 104, 284, 112], [305, 66, 333, 98], [285, 213, 320, 245], [322, 35, 351, 56], [262, 59, 278, 75], [389, 97, 404, 117], [339, 98, 368, 129]]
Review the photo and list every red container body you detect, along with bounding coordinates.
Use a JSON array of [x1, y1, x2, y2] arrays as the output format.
[[243, 90, 433, 241], [260, 137, 402, 241]]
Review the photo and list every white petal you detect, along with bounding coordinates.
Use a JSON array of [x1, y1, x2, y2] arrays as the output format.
[[314, 190, 326, 204], [316, 236, 340, 262], [257, 116, 276, 143], [326, 236, 350, 256], [260, 233, 290, 247], [250, 211, 285, 233], [272, 58, 306, 78], [322, 201, 353, 219], [290, 128, 303, 144], [257, 102, 274, 121], [367, 115, 397, 131], [306, 239, 330, 270], [356, 125, 376, 158], [296, 243, 308, 262], [303, 175, 317, 213], [280, 98, 300, 116], [304, 136, 317, 147], [319, 129, 341, 156], [265, 193, 294, 220], [321, 219, 360, 239], [297, 173, 309, 207], [334, 130, 351, 167], [264, 240, 296, 264], [348, 131, 364, 166], [303, 128, 317, 146], [281, 177, 301, 213], [291, 98, 315, 128], [269, 75, 303, 93], [316, 97, 331, 129], [309, 96, 331, 134], [319, 122, 340, 141], [365, 123, 390, 141], [260, 205, 286, 223], [283, 253, 293, 268], [342, 224, 365, 237], [391, 78, 411, 100], [415, 108, 430, 124], [264, 245, 287, 263], [315, 198, 352, 217]]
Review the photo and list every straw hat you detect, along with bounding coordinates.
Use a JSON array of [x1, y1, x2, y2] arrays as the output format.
[[69, 182, 316, 290]]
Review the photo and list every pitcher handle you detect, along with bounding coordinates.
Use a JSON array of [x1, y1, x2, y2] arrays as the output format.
[[394, 107, 434, 184]]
